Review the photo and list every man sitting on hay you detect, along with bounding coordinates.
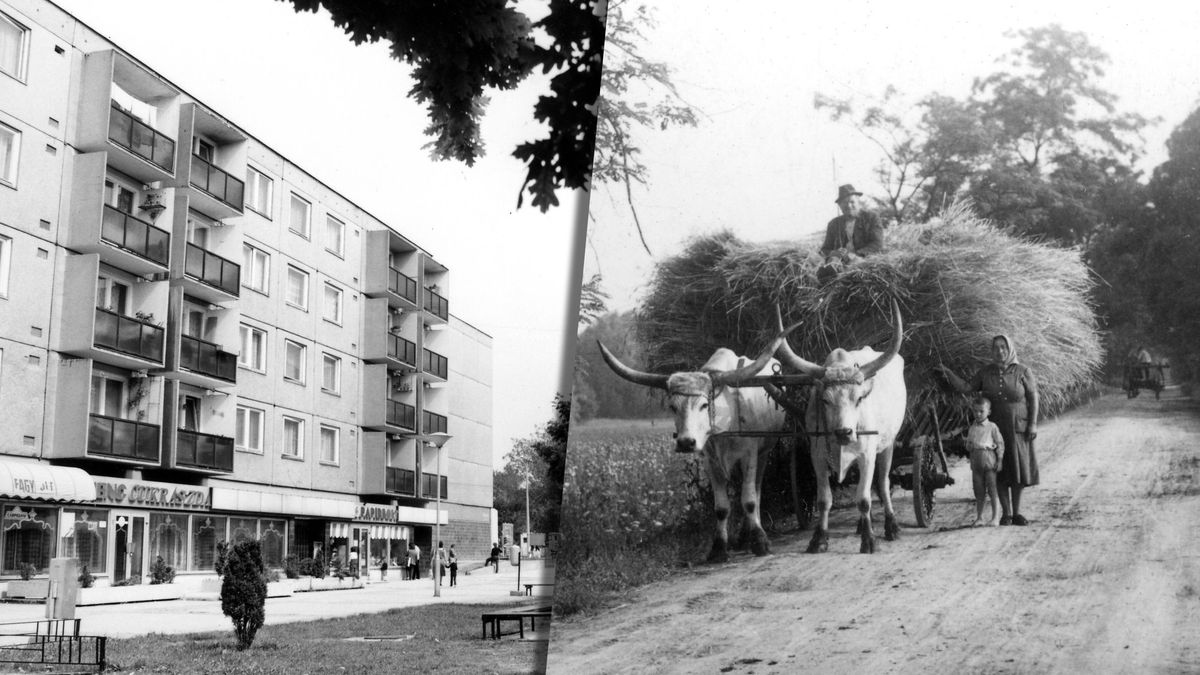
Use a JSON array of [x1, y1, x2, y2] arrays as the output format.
[[818, 184, 885, 282]]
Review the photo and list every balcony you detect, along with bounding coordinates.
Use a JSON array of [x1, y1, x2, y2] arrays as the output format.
[[387, 401, 417, 432], [184, 243, 240, 299], [189, 154, 244, 213], [422, 410, 448, 436], [88, 413, 160, 463], [176, 429, 234, 472], [386, 467, 416, 496], [422, 349, 448, 381], [420, 473, 448, 500], [423, 288, 448, 322], [94, 307, 165, 363], [388, 335, 418, 369], [107, 102, 175, 173], [179, 334, 236, 384], [390, 269, 418, 305], [102, 205, 170, 268]]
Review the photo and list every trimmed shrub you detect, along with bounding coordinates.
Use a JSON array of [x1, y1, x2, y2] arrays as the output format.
[[220, 540, 267, 651], [149, 556, 175, 585], [18, 563, 35, 580], [77, 564, 95, 589], [297, 557, 326, 578], [282, 555, 300, 579]]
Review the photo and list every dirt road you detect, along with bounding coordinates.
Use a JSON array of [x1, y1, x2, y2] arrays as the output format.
[[546, 390, 1200, 674]]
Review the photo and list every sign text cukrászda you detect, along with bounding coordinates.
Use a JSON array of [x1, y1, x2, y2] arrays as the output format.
[[94, 481, 211, 510]]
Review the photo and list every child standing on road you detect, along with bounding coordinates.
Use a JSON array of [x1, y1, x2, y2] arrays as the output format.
[[966, 395, 1005, 527]]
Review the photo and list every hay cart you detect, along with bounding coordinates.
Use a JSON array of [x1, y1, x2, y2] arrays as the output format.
[[1123, 363, 1167, 399], [723, 374, 961, 529]]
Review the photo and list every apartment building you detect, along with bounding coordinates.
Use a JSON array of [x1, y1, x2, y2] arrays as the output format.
[[0, 0, 494, 584]]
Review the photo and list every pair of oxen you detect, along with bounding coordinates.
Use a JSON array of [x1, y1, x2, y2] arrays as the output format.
[[599, 300, 906, 559]]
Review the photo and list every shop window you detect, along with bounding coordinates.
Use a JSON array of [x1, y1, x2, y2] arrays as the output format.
[[260, 519, 286, 568], [2, 505, 56, 574], [190, 515, 227, 571], [59, 509, 108, 574], [149, 513, 187, 571], [230, 517, 257, 544]]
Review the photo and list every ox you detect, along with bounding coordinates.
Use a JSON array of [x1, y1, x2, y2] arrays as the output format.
[[775, 299, 906, 554], [598, 332, 794, 563]]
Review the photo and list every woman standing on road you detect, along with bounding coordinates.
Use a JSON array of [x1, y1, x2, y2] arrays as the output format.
[[938, 335, 1040, 526]]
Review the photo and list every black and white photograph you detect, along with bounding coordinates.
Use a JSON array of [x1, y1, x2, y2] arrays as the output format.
[[551, 1, 1200, 673]]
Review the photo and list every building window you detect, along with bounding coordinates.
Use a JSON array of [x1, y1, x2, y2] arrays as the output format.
[[0, 234, 10, 297], [319, 425, 339, 464], [2, 506, 55, 574], [89, 372, 126, 418], [282, 416, 303, 458], [194, 137, 215, 162], [104, 175, 137, 213], [322, 283, 343, 324], [191, 515, 227, 571], [321, 353, 340, 394], [0, 12, 29, 82], [285, 265, 308, 310], [241, 243, 269, 294], [289, 193, 310, 238], [238, 324, 266, 372], [235, 405, 264, 453], [60, 509, 108, 574], [325, 215, 345, 257], [0, 123, 19, 187], [245, 167, 272, 218], [283, 339, 306, 383], [149, 513, 187, 571]]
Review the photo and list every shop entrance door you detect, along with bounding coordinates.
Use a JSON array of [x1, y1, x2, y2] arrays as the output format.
[[113, 513, 146, 584]]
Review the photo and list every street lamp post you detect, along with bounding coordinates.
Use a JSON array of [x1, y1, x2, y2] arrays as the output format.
[[425, 433, 452, 598]]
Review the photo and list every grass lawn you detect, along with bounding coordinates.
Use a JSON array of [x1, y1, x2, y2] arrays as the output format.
[[103, 602, 545, 674]]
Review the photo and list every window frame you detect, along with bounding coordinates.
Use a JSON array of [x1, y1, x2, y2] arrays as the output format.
[[319, 424, 339, 465], [0, 122, 20, 188], [244, 166, 273, 219], [322, 282, 343, 325], [0, 12, 30, 83], [283, 339, 306, 384], [325, 214, 346, 257], [241, 243, 270, 295], [235, 405, 265, 454], [237, 324, 267, 373], [288, 193, 311, 239], [281, 415, 304, 459], [0, 234, 10, 298], [321, 352, 341, 394], [285, 265, 309, 310]]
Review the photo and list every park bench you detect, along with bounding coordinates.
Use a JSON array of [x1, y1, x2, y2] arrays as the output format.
[[480, 605, 551, 640]]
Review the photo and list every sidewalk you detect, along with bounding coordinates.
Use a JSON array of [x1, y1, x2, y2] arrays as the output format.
[[0, 558, 553, 639]]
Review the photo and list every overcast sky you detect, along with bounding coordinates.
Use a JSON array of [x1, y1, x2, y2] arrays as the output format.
[[51, 0, 585, 468], [586, 0, 1200, 313]]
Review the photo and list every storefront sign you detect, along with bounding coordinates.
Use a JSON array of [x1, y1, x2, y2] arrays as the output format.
[[92, 479, 211, 511], [355, 503, 400, 523]]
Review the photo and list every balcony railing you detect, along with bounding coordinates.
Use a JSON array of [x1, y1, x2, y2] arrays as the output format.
[[422, 410, 448, 436], [184, 242, 240, 296], [88, 413, 159, 462], [108, 102, 175, 172], [189, 154, 245, 211], [420, 473, 448, 500], [422, 349, 448, 380], [423, 288, 448, 321], [179, 334, 237, 383], [101, 205, 170, 266], [388, 334, 417, 367], [386, 467, 416, 496], [388, 268, 418, 304], [176, 429, 234, 472], [94, 307, 165, 363], [387, 400, 417, 431]]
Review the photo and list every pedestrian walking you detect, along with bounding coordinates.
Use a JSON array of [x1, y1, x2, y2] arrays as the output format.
[[448, 544, 458, 586]]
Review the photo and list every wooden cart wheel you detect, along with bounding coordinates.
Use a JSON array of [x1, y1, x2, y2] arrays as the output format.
[[911, 438, 936, 528]]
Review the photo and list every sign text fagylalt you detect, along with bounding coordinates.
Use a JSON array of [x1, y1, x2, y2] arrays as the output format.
[[94, 481, 211, 510]]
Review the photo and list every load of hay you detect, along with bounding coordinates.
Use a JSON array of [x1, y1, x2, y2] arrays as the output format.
[[636, 201, 1103, 431]]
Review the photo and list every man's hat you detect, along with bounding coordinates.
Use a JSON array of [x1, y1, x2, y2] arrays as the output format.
[[835, 184, 863, 203]]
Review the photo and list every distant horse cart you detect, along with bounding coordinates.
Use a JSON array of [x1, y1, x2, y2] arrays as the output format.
[[1124, 363, 1167, 399]]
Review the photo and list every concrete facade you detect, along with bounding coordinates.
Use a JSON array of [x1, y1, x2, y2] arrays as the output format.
[[0, 0, 494, 587]]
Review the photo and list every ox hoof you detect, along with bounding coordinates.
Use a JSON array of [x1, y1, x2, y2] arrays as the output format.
[[750, 531, 770, 557], [806, 529, 829, 554], [860, 536, 876, 554], [706, 540, 729, 564], [884, 515, 901, 541]]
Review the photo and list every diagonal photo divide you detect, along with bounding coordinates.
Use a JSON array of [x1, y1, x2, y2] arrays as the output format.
[[551, 1, 1200, 673]]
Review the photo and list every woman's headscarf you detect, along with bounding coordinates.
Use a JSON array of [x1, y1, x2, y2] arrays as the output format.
[[992, 334, 1018, 367]]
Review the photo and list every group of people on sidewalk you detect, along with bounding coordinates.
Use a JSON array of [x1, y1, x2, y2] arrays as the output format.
[[379, 541, 459, 585]]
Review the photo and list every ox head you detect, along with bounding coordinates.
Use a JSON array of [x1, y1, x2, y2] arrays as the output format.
[[597, 325, 797, 453], [775, 298, 903, 445]]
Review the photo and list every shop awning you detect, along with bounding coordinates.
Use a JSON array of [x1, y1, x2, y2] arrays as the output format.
[[0, 462, 95, 502]]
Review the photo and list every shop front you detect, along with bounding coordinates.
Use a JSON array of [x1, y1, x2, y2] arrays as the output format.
[[209, 482, 357, 571], [91, 477, 214, 581], [0, 461, 97, 578]]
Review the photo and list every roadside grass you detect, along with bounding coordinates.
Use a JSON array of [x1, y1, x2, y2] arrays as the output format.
[[103, 602, 544, 674]]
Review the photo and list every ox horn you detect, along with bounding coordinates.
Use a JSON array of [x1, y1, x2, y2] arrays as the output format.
[[858, 296, 904, 380], [711, 318, 803, 387], [596, 341, 670, 390], [773, 305, 826, 378]]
